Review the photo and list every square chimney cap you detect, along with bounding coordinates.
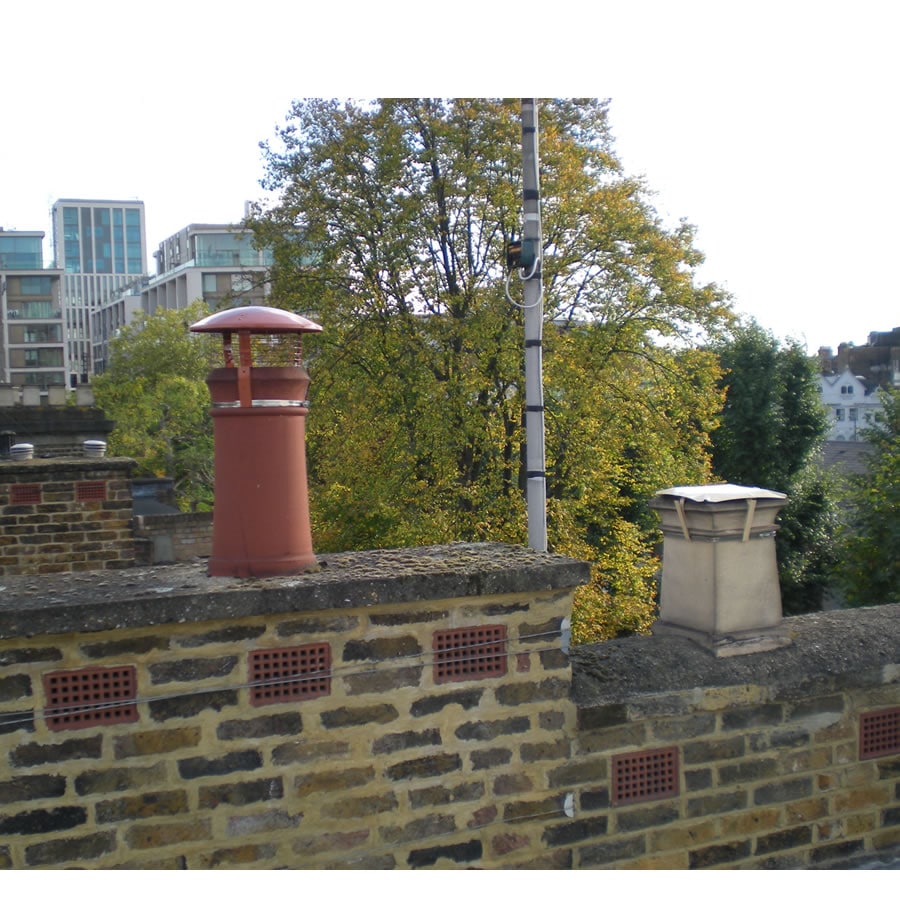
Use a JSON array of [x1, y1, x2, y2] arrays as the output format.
[[653, 483, 787, 503]]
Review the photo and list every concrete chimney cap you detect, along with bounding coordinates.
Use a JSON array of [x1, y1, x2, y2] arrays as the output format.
[[190, 306, 322, 335], [653, 483, 787, 503]]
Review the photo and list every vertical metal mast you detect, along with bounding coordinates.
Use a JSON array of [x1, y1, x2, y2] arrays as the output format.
[[521, 99, 547, 552]]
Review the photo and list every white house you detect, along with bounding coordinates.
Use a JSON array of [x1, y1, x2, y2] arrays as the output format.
[[819, 369, 884, 442]]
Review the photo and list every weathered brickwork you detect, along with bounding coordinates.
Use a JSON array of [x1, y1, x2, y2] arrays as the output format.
[[0, 548, 897, 870], [133, 512, 213, 565], [0, 458, 135, 575]]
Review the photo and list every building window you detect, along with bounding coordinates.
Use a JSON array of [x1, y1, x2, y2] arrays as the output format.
[[835, 408, 845, 421]]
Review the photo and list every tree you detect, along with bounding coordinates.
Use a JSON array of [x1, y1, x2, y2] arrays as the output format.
[[838, 387, 900, 606], [708, 321, 838, 613], [92, 301, 216, 511], [250, 98, 734, 642]]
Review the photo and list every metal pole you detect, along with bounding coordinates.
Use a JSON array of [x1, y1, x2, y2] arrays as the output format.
[[521, 99, 547, 552]]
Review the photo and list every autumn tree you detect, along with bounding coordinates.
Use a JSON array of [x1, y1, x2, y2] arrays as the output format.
[[250, 98, 733, 641], [708, 321, 838, 613], [837, 387, 900, 606], [92, 301, 216, 511]]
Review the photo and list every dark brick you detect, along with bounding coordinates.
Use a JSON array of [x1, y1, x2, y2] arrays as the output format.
[[577, 704, 628, 731], [343, 666, 423, 695], [321, 792, 399, 819], [543, 815, 608, 847], [616, 803, 679, 832], [519, 617, 563, 642], [96, 790, 190, 822], [0, 774, 66, 803], [876, 758, 900, 780], [882, 805, 900, 827], [540, 710, 566, 730], [686, 790, 747, 818], [0, 647, 62, 666], [504, 795, 567, 822], [197, 844, 278, 868], [689, 840, 751, 868], [755, 826, 813, 856], [369, 609, 448, 626], [0, 709, 34, 735], [682, 736, 744, 764], [770, 728, 811, 749], [788, 695, 845, 720], [178, 750, 262, 779], [483, 602, 530, 616], [409, 782, 485, 809], [472, 748, 512, 770], [0, 674, 31, 701], [0, 846, 10, 868], [272, 739, 350, 765], [652, 714, 716, 741], [380, 813, 456, 844], [372, 728, 441, 755], [342, 636, 421, 661], [753, 777, 813, 805], [455, 716, 530, 742], [126, 820, 213, 850], [410, 689, 483, 718], [11, 735, 103, 766], [177, 624, 267, 647], [495, 677, 568, 706], [226, 809, 301, 837], [295, 767, 374, 797], [579, 835, 645, 866], [684, 768, 713, 791], [75, 762, 166, 795], [199, 778, 284, 809], [407, 839, 482, 868], [148, 689, 238, 721], [721, 704, 783, 730], [809, 840, 865, 865], [320, 703, 399, 729], [114, 727, 202, 758], [494, 773, 532, 794], [0, 806, 86, 835], [717, 758, 778, 785], [521, 739, 570, 762], [386, 753, 462, 782], [580, 788, 609, 811], [149, 655, 238, 684], [217, 712, 302, 741], [80, 635, 169, 659], [548, 758, 607, 788], [276, 615, 359, 636], [541, 649, 570, 670], [24, 831, 116, 867]]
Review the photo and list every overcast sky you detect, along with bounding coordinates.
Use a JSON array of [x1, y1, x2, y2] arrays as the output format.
[[4, 1, 897, 354]]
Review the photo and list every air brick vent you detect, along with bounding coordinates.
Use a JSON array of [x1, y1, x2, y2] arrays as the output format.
[[612, 746, 680, 806], [43, 666, 138, 731], [9, 483, 42, 505], [433, 625, 507, 684], [76, 481, 108, 502], [860, 707, 900, 760], [249, 644, 331, 706]]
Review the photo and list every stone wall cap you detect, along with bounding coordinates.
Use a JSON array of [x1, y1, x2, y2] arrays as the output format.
[[0, 542, 590, 640], [652, 483, 787, 504]]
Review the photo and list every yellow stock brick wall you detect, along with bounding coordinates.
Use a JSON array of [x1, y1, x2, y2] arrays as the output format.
[[0, 546, 897, 870]]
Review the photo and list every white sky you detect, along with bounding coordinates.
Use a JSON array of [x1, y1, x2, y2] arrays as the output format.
[[3, 0, 897, 354]]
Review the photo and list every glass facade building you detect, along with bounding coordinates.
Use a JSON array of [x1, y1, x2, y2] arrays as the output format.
[[52, 199, 147, 382]]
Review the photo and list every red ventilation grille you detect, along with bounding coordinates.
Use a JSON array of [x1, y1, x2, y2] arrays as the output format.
[[76, 481, 107, 502], [860, 707, 900, 760], [433, 625, 507, 684], [43, 666, 138, 732], [9, 483, 41, 505], [249, 644, 331, 706], [612, 747, 680, 806]]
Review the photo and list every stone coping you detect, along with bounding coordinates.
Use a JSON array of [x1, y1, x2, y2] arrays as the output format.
[[0, 456, 135, 475], [0, 542, 590, 640], [572, 604, 900, 706]]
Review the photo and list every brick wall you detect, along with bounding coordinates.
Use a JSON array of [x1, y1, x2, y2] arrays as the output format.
[[0, 546, 897, 869], [0, 458, 135, 575], [133, 512, 213, 564]]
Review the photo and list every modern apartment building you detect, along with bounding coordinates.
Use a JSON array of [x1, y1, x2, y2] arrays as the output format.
[[141, 222, 273, 316], [51, 199, 148, 382], [0, 229, 66, 393]]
